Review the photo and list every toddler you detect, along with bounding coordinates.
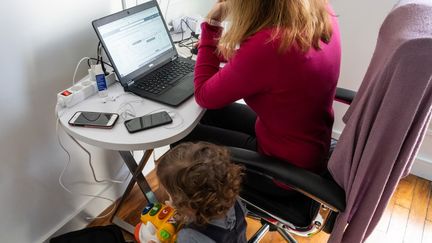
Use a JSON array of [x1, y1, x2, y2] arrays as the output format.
[[156, 142, 247, 243]]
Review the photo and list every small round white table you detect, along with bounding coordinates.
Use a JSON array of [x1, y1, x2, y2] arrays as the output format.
[[58, 82, 205, 233]]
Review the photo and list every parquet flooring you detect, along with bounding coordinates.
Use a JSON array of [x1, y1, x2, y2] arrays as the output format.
[[89, 173, 432, 243]]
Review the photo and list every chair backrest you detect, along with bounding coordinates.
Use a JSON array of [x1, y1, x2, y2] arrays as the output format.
[[327, 1, 432, 242]]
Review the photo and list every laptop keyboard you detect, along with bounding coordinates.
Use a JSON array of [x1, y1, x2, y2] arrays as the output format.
[[135, 60, 194, 95]]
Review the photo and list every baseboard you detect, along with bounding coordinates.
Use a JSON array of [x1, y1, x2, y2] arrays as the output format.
[[331, 129, 432, 181], [41, 148, 164, 243], [410, 156, 432, 181]]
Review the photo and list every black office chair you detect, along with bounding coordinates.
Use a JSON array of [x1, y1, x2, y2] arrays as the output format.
[[229, 88, 354, 243]]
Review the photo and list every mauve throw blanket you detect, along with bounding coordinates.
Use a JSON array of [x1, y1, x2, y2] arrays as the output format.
[[327, 1, 432, 242]]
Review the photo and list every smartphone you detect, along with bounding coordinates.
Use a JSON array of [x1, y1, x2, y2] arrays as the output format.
[[68, 111, 119, 128], [124, 111, 173, 133]]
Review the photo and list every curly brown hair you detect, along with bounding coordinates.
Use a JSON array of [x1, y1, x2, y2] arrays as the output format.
[[156, 142, 244, 226]]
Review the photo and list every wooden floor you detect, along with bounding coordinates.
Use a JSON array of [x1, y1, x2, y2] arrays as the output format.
[[89, 173, 432, 243]]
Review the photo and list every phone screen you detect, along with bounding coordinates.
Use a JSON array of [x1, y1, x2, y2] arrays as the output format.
[[69, 112, 118, 127], [124, 111, 172, 133]]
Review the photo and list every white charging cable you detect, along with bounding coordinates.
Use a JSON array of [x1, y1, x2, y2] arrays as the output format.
[[56, 105, 129, 185], [55, 63, 131, 220], [72, 57, 92, 85], [67, 133, 129, 184], [56, 117, 120, 220]]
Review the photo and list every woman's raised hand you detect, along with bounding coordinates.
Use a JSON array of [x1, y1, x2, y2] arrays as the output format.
[[206, 0, 228, 22]]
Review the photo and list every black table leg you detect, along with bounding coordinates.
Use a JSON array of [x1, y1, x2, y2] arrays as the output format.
[[110, 150, 158, 234]]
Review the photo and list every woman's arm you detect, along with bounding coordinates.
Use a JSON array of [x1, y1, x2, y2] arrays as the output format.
[[194, 23, 276, 109]]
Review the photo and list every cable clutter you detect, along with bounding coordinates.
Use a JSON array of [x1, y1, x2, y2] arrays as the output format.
[[55, 48, 132, 220], [55, 1, 194, 219], [171, 17, 201, 59], [55, 53, 185, 221]]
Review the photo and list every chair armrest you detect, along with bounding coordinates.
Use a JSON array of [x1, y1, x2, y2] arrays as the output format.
[[229, 147, 346, 212], [335, 87, 356, 105]]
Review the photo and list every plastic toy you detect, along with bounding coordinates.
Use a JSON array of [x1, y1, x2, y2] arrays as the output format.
[[135, 203, 182, 243]]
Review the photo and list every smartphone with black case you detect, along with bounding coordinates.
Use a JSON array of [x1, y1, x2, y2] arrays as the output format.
[[124, 111, 173, 133], [68, 111, 119, 128]]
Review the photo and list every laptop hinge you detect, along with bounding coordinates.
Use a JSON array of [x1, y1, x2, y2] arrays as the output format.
[[171, 55, 178, 61]]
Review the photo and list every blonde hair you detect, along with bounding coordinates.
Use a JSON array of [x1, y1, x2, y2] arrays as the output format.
[[219, 0, 333, 58]]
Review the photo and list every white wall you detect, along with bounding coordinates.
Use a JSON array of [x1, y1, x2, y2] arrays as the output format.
[[0, 1, 213, 242], [0, 1, 127, 242], [163, 0, 213, 22], [132, 0, 213, 23], [331, 0, 432, 180]]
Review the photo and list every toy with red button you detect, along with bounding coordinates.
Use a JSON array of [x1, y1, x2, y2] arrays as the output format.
[[134, 203, 181, 243]]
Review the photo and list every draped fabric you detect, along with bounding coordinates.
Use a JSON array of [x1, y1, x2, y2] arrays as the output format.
[[327, 1, 432, 242]]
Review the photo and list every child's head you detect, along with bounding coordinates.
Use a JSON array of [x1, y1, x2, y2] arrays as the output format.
[[156, 142, 244, 225]]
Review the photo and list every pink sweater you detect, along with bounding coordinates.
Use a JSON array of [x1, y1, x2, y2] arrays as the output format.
[[195, 15, 341, 173]]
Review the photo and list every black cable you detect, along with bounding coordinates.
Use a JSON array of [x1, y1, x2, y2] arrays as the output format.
[[86, 58, 113, 68], [100, 55, 108, 75], [96, 41, 109, 75], [97, 42, 102, 64], [87, 42, 103, 67], [173, 19, 196, 45], [176, 24, 198, 50], [84, 42, 113, 76], [180, 18, 195, 33], [178, 19, 200, 55]]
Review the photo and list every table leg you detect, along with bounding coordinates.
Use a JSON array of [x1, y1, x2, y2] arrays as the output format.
[[119, 150, 158, 203], [110, 150, 159, 234]]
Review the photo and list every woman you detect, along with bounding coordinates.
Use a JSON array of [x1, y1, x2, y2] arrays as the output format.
[[185, 0, 341, 174]]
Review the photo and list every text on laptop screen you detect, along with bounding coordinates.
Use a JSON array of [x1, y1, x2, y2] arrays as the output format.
[[97, 7, 172, 78]]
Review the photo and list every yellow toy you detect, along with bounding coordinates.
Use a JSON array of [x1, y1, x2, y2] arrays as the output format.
[[135, 203, 182, 243]]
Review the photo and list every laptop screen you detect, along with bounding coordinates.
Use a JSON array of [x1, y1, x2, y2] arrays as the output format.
[[94, 3, 175, 80]]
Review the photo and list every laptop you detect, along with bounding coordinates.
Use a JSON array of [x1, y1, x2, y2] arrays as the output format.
[[92, 1, 195, 106]]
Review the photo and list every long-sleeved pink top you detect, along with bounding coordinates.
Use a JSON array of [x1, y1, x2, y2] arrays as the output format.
[[194, 12, 341, 173]]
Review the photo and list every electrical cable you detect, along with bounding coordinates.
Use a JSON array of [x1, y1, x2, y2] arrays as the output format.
[[56, 110, 131, 219], [72, 57, 90, 85], [115, 97, 185, 129], [96, 41, 109, 75], [56, 63, 132, 220], [87, 58, 113, 68], [56, 117, 119, 220], [181, 18, 195, 33], [68, 132, 129, 184], [57, 97, 128, 184], [97, 42, 102, 63], [173, 19, 195, 44], [173, 19, 198, 59]]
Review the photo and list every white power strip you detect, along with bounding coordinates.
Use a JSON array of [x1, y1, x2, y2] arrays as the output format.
[[57, 72, 117, 108]]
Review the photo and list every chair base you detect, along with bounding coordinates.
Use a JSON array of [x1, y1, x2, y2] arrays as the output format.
[[248, 223, 270, 243], [242, 197, 335, 238], [248, 220, 298, 243]]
